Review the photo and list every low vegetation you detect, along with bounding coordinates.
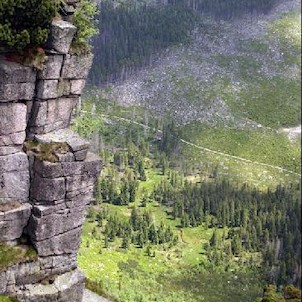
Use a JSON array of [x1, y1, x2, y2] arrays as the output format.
[[0, 296, 19, 302], [0, 244, 37, 271], [76, 96, 300, 301]]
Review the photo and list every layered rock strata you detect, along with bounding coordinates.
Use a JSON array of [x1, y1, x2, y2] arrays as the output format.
[[0, 4, 101, 302]]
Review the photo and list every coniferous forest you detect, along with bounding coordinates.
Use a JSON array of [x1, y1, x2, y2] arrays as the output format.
[[89, 0, 282, 84], [77, 0, 301, 301]]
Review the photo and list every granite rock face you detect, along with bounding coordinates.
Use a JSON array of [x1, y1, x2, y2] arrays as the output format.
[[0, 4, 102, 302], [46, 20, 77, 54]]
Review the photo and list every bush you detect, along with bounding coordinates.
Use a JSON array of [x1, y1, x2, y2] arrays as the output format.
[[72, 0, 99, 52], [0, 0, 60, 53]]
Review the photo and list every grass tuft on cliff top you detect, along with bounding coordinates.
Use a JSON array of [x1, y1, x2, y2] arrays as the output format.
[[0, 244, 37, 271], [0, 295, 19, 302]]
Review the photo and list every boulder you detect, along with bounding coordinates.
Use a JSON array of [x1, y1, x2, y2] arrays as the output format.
[[46, 20, 76, 54]]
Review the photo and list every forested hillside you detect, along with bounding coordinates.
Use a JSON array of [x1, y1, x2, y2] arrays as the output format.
[[78, 0, 301, 301], [89, 0, 283, 84]]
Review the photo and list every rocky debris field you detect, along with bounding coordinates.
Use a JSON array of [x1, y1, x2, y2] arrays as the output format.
[[98, 0, 300, 130]]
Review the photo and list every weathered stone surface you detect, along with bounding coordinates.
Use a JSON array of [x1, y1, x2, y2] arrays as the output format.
[[30, 174, 65, 203], [29, 204, 86, 241], [0, 132, 26, 147], [0, 152, 29, 173], [13, 261, 42, 286], [33, 159, 64, 178], [70, 79, 86, 95], [32, 226, 82, 256], [66, 185, 95, 207], [0, 82, 35, 102], [0, 171, 30, 203], [0, 58, 36, 84], [29, 97, 79, 134], [66, 174, 97, 193], [0, 203, 32, 242], [35, 129, 90, 160], [36, 79, 72, 99], [47, 20, 76, 54], [62, 152, 101, 176], [62, 53, 93, 79], [0, 7, 99, 299], [39, 254, 77, 276], [0, 103, 27, 136], [36, 80, 59, 99], [33, 152, 100, 178], [0, 146, 20, 156], [0, 152, 29, 203], [83, 289, 110, 302], [37, 55, 64, 80], [15, 269, 85, 302], [55, 270, 85, 302]]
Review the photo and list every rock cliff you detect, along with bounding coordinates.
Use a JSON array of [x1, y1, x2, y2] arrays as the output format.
[[0, 1, 101, 301]]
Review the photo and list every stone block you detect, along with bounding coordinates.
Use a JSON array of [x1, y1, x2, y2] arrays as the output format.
[[16, 270, 85, 302], [66, 185, 95, 207], [33, 159, 64, 178], [35, 129, 90, 160], [29, 97, 79, 134], [70, 79, 86, 95], [0, 103, 27, 136], [29, 204, 86, 241], [0, 132, 26, 147], [55, 270, 85, 302], [36, 80, 59, 99], [32, 226, 82, 256], [62, 152, 101, 176], [0, 171, 30, 203], [39, 254, 77, 275], [0, 203, 32, 242], [0, 152, 29, 203], [0, 83, 35, 102], [14, 261, 41, 286], [46, 20, 76, 54], [0, 152, 29, 173], [0, 58, 36, 84], [36, 79, 71, 99], [61, 53, 93, 79], [37, 55, 64, 80], [66, 174, 97, 193], [30, 174, 65, 203], [0, 146, 20, 156]]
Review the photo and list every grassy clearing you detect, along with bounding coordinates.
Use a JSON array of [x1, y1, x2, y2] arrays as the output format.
[[79, 167, 263, 302], [181, 123, 301, 173], [79, 214, 262, 302]]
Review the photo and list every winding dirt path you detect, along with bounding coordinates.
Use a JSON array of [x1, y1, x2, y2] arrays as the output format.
[[102, 114, 301, 177]]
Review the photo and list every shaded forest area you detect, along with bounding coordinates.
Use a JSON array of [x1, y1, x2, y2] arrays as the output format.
[[168, 0, 281, 19], [89, 0, 281, 85]]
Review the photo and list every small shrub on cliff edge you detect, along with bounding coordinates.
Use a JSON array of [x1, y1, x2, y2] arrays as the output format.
[[71, 0, 99, 53], [0, 0, 60, 53]]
